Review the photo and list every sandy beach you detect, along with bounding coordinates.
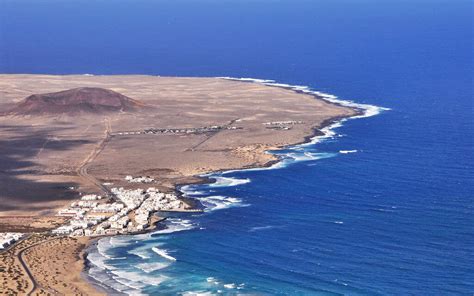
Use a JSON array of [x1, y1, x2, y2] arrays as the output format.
[[0, 234, 102, 295]]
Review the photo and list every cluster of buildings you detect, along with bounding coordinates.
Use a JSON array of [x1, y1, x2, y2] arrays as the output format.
[[52, 176, 188, 237], [111, 186, 186, 231], [53, 193, 111, 236], [125, 175, 154, 183], [263, 120, 305, 125], [114, 131, 141, 136], [263, 120, 305, 130], [80, 194, 103, 201], [56, 194, 104, 218], [113, 125, 241, 137], [134, 187, 185, 227], [0, 233, 24, 249]]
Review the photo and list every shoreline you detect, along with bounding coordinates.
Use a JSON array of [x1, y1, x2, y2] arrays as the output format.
[[82, 238, 126, 296], [80, 214, 169, 295], [81, 77, 386, 295], [81, 238, 113, 295]]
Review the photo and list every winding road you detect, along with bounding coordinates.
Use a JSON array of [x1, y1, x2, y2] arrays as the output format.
[[16, 236, 59, 296]]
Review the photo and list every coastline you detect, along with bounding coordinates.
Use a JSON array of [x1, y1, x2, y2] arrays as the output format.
[[81, 77, 387, 295], [82, 238, 125, 296], [80, 215, 168, 295]]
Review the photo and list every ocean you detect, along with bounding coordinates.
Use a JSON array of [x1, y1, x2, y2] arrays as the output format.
[[1, 0, 472, 295]]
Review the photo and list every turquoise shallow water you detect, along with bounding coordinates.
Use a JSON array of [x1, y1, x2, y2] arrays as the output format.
[[1, 0, 472, 295]]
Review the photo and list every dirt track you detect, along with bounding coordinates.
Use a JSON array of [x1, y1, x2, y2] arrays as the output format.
[[77, 118, 113, 197]]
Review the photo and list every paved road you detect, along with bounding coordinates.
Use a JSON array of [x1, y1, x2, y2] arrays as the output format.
[[17, 244, 37, 296], [17, 236, 59, 295]]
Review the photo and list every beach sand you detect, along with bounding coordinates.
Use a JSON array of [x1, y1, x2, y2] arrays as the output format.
[[0, 234, 101, 295]]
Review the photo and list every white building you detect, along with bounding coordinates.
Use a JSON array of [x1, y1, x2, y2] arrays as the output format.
[[52, 225, 77, 235], [0, 233, 24, 249], [81, 194, 103, 201]]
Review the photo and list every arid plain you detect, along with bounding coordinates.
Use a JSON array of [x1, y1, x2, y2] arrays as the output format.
[[0, 74, 357, 294]]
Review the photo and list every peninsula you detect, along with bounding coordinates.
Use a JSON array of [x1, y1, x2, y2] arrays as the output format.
[[0, 74, 358, 294]]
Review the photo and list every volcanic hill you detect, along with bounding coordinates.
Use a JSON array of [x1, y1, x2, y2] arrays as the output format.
[[9, 87, 143, 115]]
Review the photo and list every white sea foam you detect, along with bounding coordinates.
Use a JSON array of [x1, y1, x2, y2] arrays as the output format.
[[180, 185, 206, 196], [112, 269, 169, 287], [248, 225, 283, 232], [208, 176, 250, 187], [88, 239, 170, 295], [97, 238, 114, 259], [198, 195, 249, 212], [206, 277, 219, 284], [152, 247, 177, 261], [374, 208, 395, 212], [86, 247, 141, 296], [128, 247, 151, 259], [136, 262, 171, 273], [179, 175, 251, 212], [109, 256, 127, 260], [226, 151, 336, 173], [218, 76, 275, 84], [100, 276, 134, 294], [223, 283, 236, 289], [112, 273, 146, 290], [152, 218, 196, 235], [109, 236, 133, 247], [286, 151, 336, 162], [87, 249, 117, 271], [339, 149, 358, 154], [88, 266, 109, 282], [182, 292, 217, 296]]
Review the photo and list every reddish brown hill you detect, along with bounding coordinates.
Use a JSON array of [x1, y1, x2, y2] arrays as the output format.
[[9, 87, 143, 115]]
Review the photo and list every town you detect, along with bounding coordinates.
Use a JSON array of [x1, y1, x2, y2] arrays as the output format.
[[51, 175, 197, 237]]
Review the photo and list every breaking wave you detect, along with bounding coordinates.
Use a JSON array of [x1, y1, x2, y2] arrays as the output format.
[[151, 218, 196, 235], [136, 262, 171, 273], [339, 150, 358, 154], [198, 195, 249, 212], [128, 248, 151, 259], [151, 247, 177, 261], [208, 176, 251, 187]]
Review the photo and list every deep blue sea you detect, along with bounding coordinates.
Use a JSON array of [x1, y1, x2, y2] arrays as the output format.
[[1, 0, 472, 295]]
